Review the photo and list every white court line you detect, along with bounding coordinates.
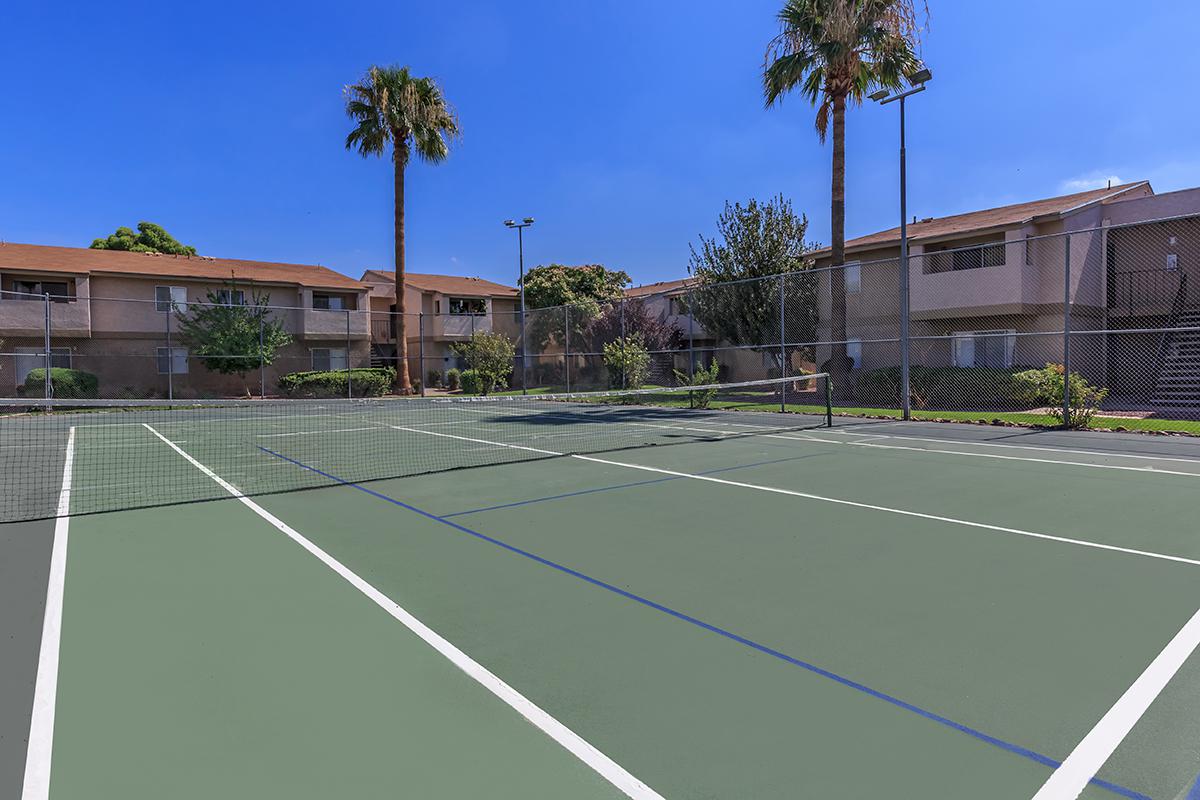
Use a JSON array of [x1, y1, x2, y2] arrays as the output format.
[[777, 434, 1200, 479], [388, 425, 1200, 569], [449, 402, 1200, 479], [833, 428, 1200, 467], [256, 426, 377, 438], [1030, 605, 1200, 800], [22, 427, 75, 800], [138, 424, 661, 800]]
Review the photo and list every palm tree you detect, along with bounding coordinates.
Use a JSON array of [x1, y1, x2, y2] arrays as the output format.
[[764, 0, 922, 386], [345, 66, 460, 393]]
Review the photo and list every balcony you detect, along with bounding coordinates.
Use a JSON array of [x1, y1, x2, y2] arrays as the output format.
[[432, 313, 492, 339], [0, 297, 91, 337], [301, 308, 370, 341], [910, 263, 1026, 319]]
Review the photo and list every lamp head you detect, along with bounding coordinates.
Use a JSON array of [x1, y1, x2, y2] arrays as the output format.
[[868, 88, 889, 102], [504, 220, 515, 227], [523, 217, 535, 225], [908, 67, 932, 85]]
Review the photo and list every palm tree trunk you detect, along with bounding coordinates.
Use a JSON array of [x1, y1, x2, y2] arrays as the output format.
[[828, 93, 849, 395], [393, 148, 412, 393]]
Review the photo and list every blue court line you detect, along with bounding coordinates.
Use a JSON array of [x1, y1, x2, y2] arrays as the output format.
[[1187, 768, 1200, 800], [258, 445, 1150, 800], [442, 453, 822, 518]]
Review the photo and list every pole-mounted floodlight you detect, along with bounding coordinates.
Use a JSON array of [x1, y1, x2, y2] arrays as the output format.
[[504, 217, 536, 394], [870, 65, 932, 422]]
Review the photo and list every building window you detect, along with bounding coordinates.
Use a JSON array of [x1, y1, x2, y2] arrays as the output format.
[[448, 297, 486, 315], [927, 238, 1006, 273], [311, 347, 348, 371], [214, 289, 245, 306], [156, 347, 189, 374], [313, 293, 346, 310], [155, 286, 187, 312], [845, 263, 861, 294], [14, 347, 72, 382], [10, 279, 72, 302], [846, 338, 862, 368], [952, 330, 1016, 368]]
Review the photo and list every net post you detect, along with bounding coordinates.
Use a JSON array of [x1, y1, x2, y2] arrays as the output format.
[[346, 308, 353, 399], [418, 312, 426, 397], [1062, 234, 1071, 427], [43, 292, 52, 403], [825, 373, 833, 428], [778, 274, 786, 413]]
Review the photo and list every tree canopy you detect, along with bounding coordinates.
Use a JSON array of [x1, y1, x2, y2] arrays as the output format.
[[91, 222, 197, 255], [521, 264, 632, 350], [687, 195, 819, 368]]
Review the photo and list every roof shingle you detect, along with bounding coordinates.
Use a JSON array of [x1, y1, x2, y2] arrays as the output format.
[[362, 270, 517, 297], [0, 242, 363, 290]]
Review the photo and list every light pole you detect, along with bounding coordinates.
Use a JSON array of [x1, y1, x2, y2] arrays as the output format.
[[504, 217, 535, 394], [870, 66, 932, 422]]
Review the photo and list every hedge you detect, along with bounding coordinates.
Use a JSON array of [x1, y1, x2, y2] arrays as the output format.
[[854, 366, 1042, 410], [278, 367, 395, 398], [23, 367, 99, 398]]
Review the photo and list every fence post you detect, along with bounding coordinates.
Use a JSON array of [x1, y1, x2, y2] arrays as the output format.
[[620, 298, 626, 389], [779, 274, 787, 412], [687, 289, 695, 382], [564, 305, 571, 393], [167, 303, 175, 401], [258, 313, 265, 398], [43, 293, 52, 401], [1062, 234, 1072, 426], [418, 312, 426, 397], [346, 309, 353, 399]]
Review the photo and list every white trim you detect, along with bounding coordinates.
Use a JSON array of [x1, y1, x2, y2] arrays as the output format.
[[139, 424, 662, 800], [22, 427, 76, 800], [1031, 605, 1200, 799]]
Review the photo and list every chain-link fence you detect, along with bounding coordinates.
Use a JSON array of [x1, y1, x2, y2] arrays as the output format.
[[2, 211, 1198, 429]]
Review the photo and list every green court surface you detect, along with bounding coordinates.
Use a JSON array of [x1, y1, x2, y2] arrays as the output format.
[[7, 400, 1200, 799]]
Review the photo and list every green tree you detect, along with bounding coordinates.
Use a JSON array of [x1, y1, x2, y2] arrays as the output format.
[[603, 334, 651, 389], [688, 196, 818, 372], [345, 65, 460, 393], [175, 281, 292, 396], [521, 264, 631, 349], [91, 222, 197, 255], [764, 0, 924, 384], [452, 331, 516, 395]]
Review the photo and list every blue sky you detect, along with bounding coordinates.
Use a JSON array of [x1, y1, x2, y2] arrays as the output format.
[[2, 1, 1197, 287]]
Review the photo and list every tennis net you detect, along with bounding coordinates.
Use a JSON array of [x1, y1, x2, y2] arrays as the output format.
[[0, 374, 833, 522]]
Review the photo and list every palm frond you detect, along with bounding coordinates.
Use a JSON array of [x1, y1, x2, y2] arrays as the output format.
[[342, 64, 460, 165]]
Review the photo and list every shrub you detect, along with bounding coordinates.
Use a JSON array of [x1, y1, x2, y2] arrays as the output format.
[[459, 368, 484, 395], [451, 331, 515, 396], [445, 368, 461, 391], [23, 367, 99, 398], [603, 334, 651, 388], [673, 358, 722, 408], [278, 367, 395, 398], [855, 366, 1038, 411], [426, 369, 443, 389], [1017, 363, 1110, 428]]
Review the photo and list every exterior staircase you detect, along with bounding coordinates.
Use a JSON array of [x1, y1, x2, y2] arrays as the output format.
[[1152, 308, 1200, 406], [369, 343, 394, 369]]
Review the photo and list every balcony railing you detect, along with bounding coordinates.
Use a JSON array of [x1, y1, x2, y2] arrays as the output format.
[[1109, 268, 1198, 315]]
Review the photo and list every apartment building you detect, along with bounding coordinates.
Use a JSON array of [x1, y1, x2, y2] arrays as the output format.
[[360, 269, 519, 380], [0, 243, 370, 397], [804, 182, 1200, 403]]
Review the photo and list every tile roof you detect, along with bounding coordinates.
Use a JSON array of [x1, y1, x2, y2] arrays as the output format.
[[813, 182, 1151, 256], [362, 270, 518, 297], [624, 278, 695, 298], [0, 242, 363, 289]]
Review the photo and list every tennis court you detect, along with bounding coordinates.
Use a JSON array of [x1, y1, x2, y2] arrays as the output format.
[[5, 378, 1200, 799]]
